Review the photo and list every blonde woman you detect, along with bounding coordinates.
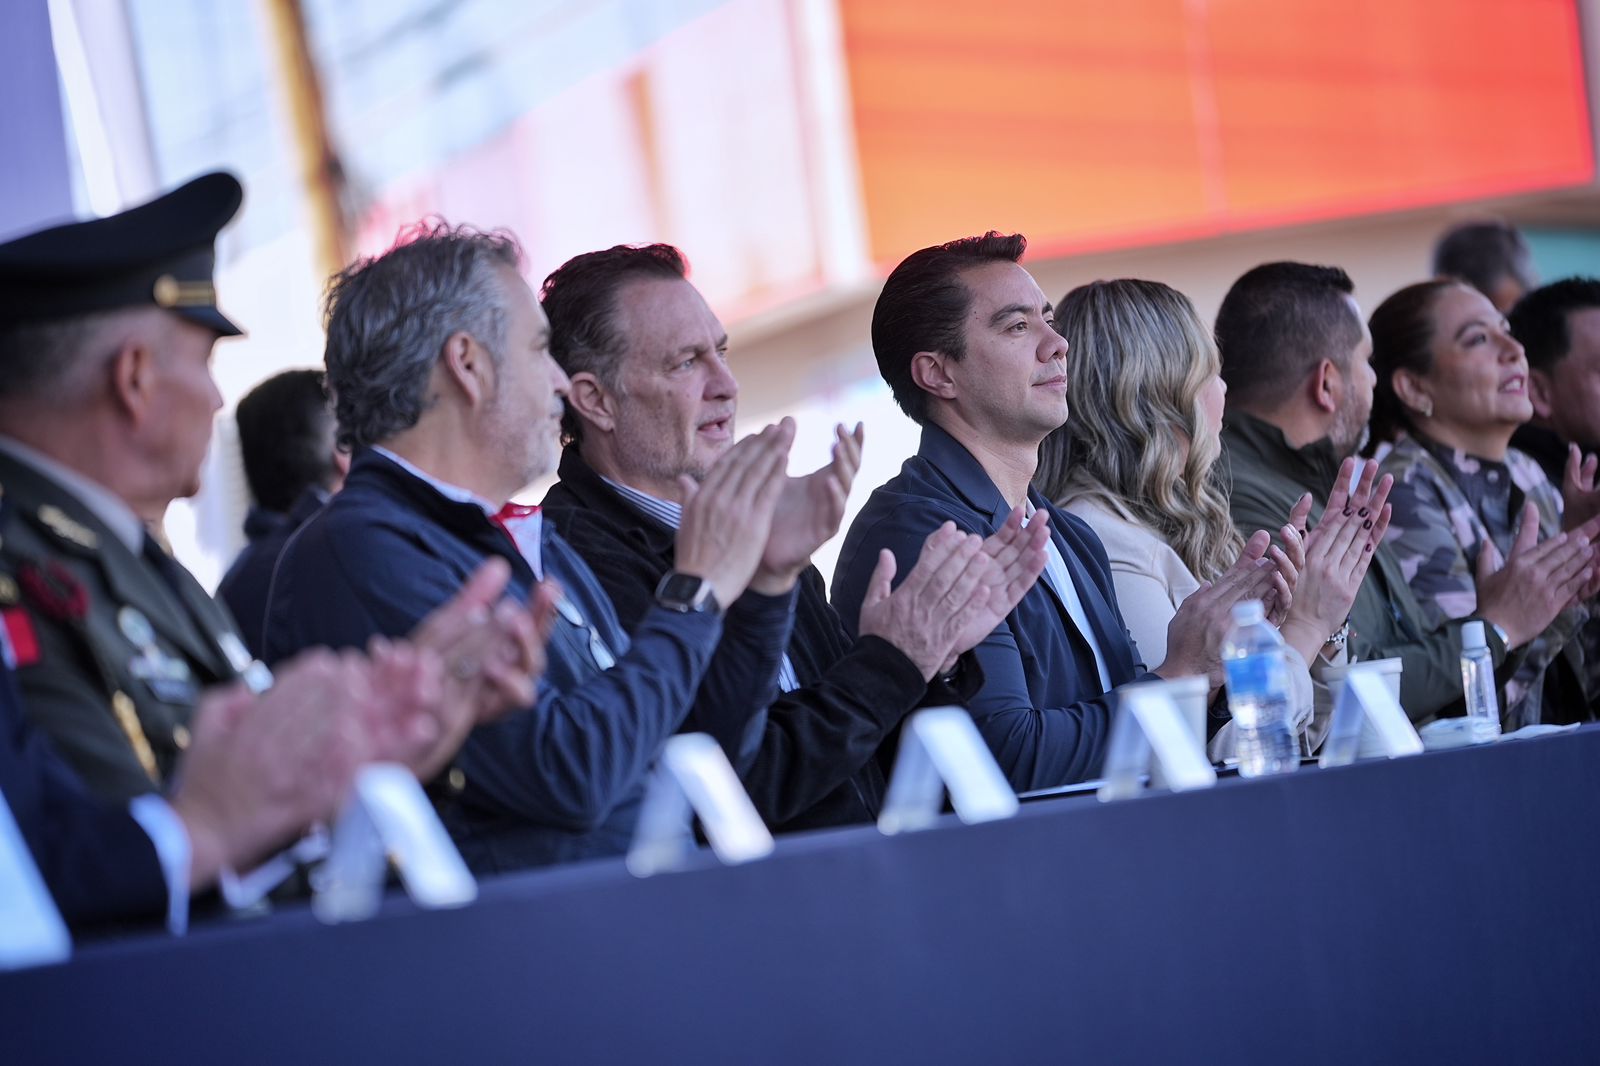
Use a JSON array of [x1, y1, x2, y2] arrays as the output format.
[[1035, 279, 1391, 754]]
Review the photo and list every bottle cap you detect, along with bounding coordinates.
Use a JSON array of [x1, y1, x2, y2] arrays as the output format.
[[1462, 620, 1487, 651], [1230, 599, 1266, 626]]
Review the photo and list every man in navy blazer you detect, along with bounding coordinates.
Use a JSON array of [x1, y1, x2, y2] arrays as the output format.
[[832, 233, 1260, 790], [265, 223, 795, 874]]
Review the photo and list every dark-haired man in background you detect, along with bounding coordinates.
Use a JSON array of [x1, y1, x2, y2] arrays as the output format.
[[1433, 219, 1537, 315], [832, 233, 1266, 791], [539, 243, 1043, 831], [1510, 278, 1600, 490], [218, 368, 347, 656]]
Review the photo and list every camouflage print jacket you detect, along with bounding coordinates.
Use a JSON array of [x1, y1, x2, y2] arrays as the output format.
[[1377, 433, 1590, 728]]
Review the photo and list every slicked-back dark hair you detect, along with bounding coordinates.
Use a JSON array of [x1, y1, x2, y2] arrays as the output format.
[[1214, 261, 1361, 410], [1433, 220, 1535, 298], [323, 220, 522, 451], [1509, 277, 1600, 372], [1367, 279, 1460, 447], [235, 368, 338, 513], [540, 243, 689, 445], [871, 231, 1027, 425]]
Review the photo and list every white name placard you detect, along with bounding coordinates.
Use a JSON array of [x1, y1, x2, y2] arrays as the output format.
[[1320, 666, 1424, 768], [878, 707, 1018, 835], [626, 733, 774, 877], [313, 763, 477, 924], [1099, 684, 1216, 801]]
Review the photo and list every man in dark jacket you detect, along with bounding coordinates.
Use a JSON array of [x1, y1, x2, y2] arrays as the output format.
[[539, 245, 1045, 831], [265, 223, 797, 873], [218, 368, 346, 656], [830, 233, 1254, 792], [1509, 278, 1600, 492]]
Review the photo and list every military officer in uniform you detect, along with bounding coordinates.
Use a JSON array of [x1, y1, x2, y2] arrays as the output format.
[[0, 172, 264, 801]]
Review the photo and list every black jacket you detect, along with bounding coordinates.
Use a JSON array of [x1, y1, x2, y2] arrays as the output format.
[[542, 446, 971, 831]]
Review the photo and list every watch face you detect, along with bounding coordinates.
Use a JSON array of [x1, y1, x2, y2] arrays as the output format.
[[657, 572, 712, 610]]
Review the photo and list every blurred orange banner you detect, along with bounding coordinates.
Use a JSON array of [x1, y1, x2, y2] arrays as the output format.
[[841, 0, 1593, 262]]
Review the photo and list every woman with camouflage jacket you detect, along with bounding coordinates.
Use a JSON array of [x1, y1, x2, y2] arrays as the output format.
[[1369, 279, 1600, 729]]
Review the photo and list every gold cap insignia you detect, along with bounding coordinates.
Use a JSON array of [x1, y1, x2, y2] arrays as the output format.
[[0, 574, 18, 605], [37, 505, 98, 549], [153, 273, 217, 309]]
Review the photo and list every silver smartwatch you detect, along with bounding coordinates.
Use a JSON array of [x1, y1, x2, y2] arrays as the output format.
[[654, 571, 721, 615]]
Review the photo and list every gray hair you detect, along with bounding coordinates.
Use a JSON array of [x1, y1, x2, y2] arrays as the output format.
[[0, 308, 152, 407], [323, 221, 522, 451]]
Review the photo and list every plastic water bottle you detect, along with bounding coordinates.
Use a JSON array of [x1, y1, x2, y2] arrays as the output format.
[[1221, 599, 1298, 777], [1460, 621, 1502, 742]]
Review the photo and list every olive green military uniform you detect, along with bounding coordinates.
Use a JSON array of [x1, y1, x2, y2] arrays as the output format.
[[0, 171, 253, 803], [0, 448, 250, 802]]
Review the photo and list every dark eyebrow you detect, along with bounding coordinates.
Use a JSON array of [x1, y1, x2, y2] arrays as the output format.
[[1453, 319, 1491, 341], [988, 303, 1038, 327]]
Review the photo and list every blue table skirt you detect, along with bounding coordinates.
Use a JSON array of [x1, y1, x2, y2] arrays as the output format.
[[6, 726, 1600, 1065]]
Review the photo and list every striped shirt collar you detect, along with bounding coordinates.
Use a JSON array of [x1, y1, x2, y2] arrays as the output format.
[[602, 477, 684, 530]]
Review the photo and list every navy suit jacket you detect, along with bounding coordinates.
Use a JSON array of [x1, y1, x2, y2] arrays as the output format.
[[0, 658, 166, 927], [832, 424, 1154, 791], [217, 489, 326, 659], [263, 449, 782, 873]]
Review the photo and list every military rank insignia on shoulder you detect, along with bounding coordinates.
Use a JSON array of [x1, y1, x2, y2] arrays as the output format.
[[36, 504, 99, 550]]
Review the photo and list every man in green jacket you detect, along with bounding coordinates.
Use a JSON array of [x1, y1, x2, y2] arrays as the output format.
[[1215, 262, 1593, 724]]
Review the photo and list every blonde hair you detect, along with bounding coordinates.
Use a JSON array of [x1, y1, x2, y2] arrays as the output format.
[[1036, 279, 1243, 581]]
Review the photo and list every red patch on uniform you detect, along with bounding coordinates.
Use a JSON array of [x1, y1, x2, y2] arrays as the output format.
[[2, 608, 39, 667], [17, 561, 87, 622]]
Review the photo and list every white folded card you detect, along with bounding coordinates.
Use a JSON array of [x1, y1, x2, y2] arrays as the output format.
[[878, 707, 1018, 835], [0, 790, 70, 970], [313, 763, 477, 924], [1320, 665, 1424, 767], [627, 733, 774, 877], [1099, 683, 1216, 801]]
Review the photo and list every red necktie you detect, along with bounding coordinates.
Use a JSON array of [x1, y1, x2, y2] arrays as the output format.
[[491, 502, 540, 549]]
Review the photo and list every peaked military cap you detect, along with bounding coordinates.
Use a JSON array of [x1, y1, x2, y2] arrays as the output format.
[[0, 171, 245, 336]]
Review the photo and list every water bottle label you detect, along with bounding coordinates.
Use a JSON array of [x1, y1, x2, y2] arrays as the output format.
[[1223, 653, 1284, 697]]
